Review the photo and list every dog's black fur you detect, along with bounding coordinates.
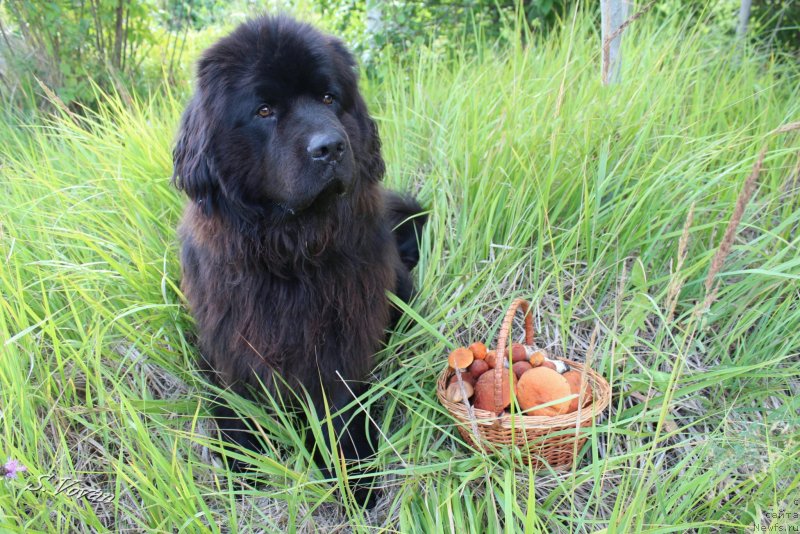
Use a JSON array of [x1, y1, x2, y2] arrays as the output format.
[[171, 16, 425, 505]]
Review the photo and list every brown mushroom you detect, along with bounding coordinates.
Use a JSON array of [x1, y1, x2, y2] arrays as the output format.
[[484, 350, 500, 369], [468, 359, 489, 380], [486, 350, 513, 369], [473, 369, 516, 412], [445, 381, 474, 403], [511, 343, 528, 363], [512, 361, 532, 379], [448, 347, 474, 370], [469, 342, 488, 360], [516, 367, 571, 416], [563, 370, 593, 412], [540, 360, 557, 371]]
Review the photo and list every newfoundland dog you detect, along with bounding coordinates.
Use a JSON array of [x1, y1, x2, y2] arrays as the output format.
[[171, 16, 425, 504]]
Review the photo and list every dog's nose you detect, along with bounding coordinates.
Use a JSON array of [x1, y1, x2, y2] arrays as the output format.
[[307, 133, 346, 163]]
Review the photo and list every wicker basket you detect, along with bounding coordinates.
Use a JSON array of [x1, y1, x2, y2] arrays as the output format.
[[436, 298, 611, 468]]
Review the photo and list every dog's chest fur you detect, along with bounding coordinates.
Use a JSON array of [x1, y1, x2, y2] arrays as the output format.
[[178, 202, 397, 399]]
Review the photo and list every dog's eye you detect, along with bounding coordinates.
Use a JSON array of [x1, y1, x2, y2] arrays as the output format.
[[257, 104, 274, 118], [322, 93, 335, 105]]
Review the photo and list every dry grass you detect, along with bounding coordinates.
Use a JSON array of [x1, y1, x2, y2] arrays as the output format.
[[700, 145, 768, 315]]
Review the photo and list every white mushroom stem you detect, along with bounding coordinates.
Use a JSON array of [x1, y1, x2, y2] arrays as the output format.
[[546, 358, 570, 374], [522, 345, 540, 359], [521, 345, 569, 373]]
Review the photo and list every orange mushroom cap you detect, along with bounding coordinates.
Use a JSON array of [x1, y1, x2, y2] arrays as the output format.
[[448, 347, 474, 370], [527, 349, 546, 367], [468, 342, 488, 360], [563, 370, 593, 412], [473, 368, 516, 412], [516, 367, 571, 416]]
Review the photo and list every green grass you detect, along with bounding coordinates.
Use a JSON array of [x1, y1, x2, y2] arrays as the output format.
[[1, 10, 799, 533]]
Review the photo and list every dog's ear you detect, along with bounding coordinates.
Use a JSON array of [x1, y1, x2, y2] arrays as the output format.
[[327, 38, 386, 184], [350, 79, 386, 183], [361, 111, 386, 184], [172, 95, 218, 213]]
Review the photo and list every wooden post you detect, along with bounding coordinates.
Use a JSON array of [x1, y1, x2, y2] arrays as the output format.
[[601, 0, 627, 85], [112, 0, 126, 70], [737, 0, 752, 40]]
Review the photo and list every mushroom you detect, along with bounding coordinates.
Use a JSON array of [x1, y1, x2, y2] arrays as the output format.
[[473, 369, 516, 412], [469, 342, 488, 360], [563, 370, 593, 412], [468, 359, 489, 379], [445, 381, 474, 403], [511, 343, 528, 363], [484, 350, 496, 368], [538, 358, 568, 373], [512, 361, 532, 379], [547, 358, 570, 374], [448, 347, 474, 370], [448, 372, 476, 388], [526, 349, 546, 367], [540, 360, 557, 371], [516, 367, 571, 416]]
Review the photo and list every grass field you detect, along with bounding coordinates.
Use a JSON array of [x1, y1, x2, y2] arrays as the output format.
[[1, 10, 799, 533]]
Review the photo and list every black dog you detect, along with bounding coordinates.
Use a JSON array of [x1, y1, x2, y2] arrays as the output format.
[[171, 16, 425, 505]]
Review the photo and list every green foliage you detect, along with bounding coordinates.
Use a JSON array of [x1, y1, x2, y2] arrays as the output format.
[[162, 0, 230, 30], [750, 0, 800, 52], [315, 0, 570, 69], [312, 0, 798, 73], [4, 0, 797, 112], [0, 0, 197, 109], [654, 0, 800, 53]]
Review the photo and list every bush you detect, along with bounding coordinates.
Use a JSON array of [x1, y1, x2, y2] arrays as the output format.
[[0, 0, 196, 110], [314, 0, 797, 70], [313, 0, 570, 69], [750, 0, 800, 52], [654, 0, 799, 54]]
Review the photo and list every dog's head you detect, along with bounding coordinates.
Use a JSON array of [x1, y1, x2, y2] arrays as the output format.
[[172, 16, 384, 219]]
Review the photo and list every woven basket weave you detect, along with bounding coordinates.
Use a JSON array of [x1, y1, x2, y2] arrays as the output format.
[[436, 298, 611, 468]]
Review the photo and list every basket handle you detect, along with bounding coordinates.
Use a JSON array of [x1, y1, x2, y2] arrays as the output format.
[[493, 298, 535, 414]]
